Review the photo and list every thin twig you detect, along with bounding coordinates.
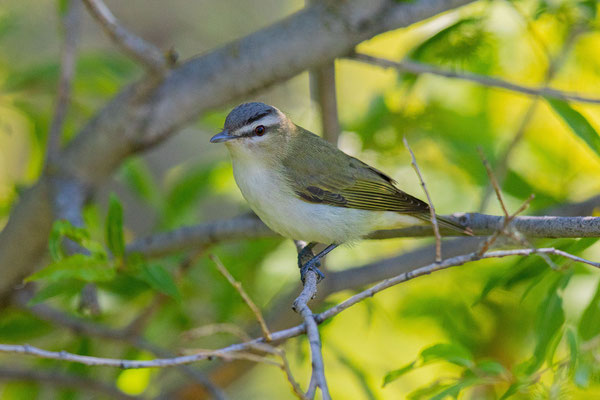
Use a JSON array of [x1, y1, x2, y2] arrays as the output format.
[[46, 0, 81, 167], [404, 137, 442, 262], [82, 0, 169, 73], [350, 53, 600, 105], [210, 254, 272, 341], [478, 148, 509, 217], [0, 367, 141, 400], [292, 271, 331, 400], [477, 194, 534, 256], [2, 247, 598, 368]]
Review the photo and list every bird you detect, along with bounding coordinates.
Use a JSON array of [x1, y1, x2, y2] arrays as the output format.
[[210, 102, 470, 282]]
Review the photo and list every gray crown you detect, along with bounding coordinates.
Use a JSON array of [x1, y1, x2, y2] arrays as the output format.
[[224, 102, 277, 131]]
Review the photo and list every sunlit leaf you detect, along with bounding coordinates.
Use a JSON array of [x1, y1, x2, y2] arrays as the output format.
[[430, 378, 478, 400], [106, 193, 125, 258], [546, 98, 600, 158], [27, 279, 85, 305], [476, 360, 507, 376], [420, 343, 474, 368], [138, 263, 181, 302], [382, 361, 416, 387], [566, 328, 578, 373], [578, 281, 600, 341]]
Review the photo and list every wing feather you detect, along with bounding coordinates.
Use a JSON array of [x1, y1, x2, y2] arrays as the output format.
[[282, 128, 430, 215]]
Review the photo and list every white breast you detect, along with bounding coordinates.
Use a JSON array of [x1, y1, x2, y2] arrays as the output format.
[[230, 156, 421, 244]]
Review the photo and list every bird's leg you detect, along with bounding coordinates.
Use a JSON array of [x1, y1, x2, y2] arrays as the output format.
[[298, 243, 338, 283]]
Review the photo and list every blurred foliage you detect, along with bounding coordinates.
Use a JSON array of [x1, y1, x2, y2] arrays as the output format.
[[2, 0, 600, 399]]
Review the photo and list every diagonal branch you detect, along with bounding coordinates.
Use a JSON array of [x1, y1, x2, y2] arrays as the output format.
[[82, 0, 169, 73], [1, 247, 598, 368], [349, 53, 600, 105]]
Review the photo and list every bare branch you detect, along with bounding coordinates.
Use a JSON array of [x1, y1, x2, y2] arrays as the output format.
[[210, 255, 272, 341], [404, 137, 442, 262], [0, 367, 141, 400], [82, 0, 169, 73], [1, 247, 598, 369], [292, 271, 330, 400], [350, 53, 600, 105], [478, 148, 509, 217], [46, 0, 81, 166]]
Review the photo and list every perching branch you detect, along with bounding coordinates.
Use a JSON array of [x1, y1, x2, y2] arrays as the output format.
[[126, 213, 600, 258], [349, 53, 600, 105], [1, 247, 598, 368], [82, 0, 170, 73], [292, 270, 330, 400]]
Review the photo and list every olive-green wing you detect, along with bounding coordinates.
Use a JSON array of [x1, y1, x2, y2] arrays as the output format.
[[281, 129, 430, 215]]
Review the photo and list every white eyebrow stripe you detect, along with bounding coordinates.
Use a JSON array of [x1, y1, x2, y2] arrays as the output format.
[[235, 114, 280, 136]]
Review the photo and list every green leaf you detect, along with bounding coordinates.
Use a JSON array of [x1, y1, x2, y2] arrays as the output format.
[[430, 378, 478, 400], [499, 382, 523, 400], [578, 280, 600, 341], [420, 343, 474, 368], [106, 194, 125, 258], [527, 277, 566, 373], [476, 360, 507, 376], [574, 361, 591, 388], [566, 328, 578, 373], [27, 280, 85, 305], [546, 98, 600, 158], [48, 219, 107, 260], [138, 263, 181, 301], [382, 361, 416, 387], [118, 158, 161, 207], [57, 0, 70, 16], [26, 254, 115, 283]]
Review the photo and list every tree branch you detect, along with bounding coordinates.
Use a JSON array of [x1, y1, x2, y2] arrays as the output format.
[[349, 52, 600, 105], [292, 271, 330, 400], [1, 247, 597, 368], [82, 0, 169, 73], [126, 213, 600, 258], [0, 367, 141, 400], [46, 0, 81, 166]]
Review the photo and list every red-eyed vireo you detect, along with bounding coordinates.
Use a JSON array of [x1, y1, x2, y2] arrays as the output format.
[[210, 102, 469, 282]]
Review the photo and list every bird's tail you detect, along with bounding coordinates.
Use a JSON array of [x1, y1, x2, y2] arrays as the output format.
[[416, 214, 473, 236]]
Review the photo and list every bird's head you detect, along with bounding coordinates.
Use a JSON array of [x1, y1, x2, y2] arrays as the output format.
[[210, 102, 293, 161]]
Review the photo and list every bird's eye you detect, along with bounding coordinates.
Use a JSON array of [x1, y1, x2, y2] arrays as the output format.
[[254, 125, 265, 136]]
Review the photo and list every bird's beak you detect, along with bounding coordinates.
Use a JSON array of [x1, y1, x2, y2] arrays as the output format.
[[210, 129, 234, 143]]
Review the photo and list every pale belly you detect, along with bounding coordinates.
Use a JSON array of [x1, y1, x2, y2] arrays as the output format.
[[231, 159, 421, 244]]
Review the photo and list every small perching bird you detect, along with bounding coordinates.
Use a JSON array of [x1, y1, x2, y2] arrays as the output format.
[[210, 102, 470, 282]]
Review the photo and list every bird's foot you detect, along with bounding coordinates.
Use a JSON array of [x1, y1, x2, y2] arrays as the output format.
[[298, 244, 325, 283], [300, 257, 325, 284]]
